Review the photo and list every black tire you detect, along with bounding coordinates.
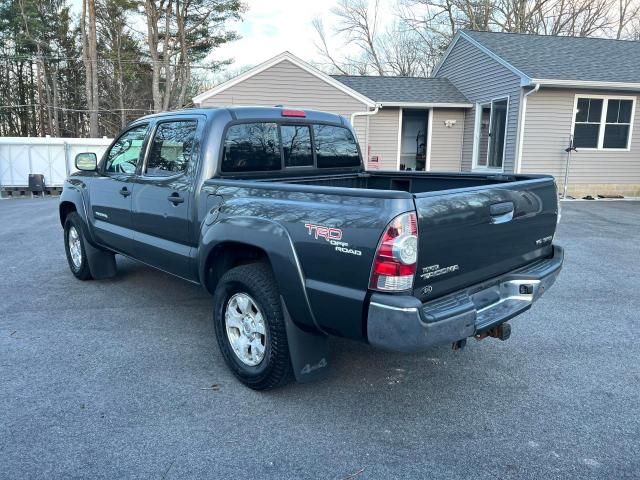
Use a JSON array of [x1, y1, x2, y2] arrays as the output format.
[[63, 212, 93, 280], [213, 262, 293, 390]]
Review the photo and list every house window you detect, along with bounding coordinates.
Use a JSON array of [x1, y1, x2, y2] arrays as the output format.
[[573, 96, 635, 150]]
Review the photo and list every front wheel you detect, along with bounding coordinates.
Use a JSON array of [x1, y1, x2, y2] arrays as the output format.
[[212, 263, 293, 390], [64, 212, 92, 280]]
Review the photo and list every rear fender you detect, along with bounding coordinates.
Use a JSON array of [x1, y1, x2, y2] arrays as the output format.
[[199, 216, 320, 334]]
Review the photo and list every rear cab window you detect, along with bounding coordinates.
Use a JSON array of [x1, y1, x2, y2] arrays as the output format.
[[222, 123, 281, 172], [312, 124, 360, 168], [220, 121, 360, 173]]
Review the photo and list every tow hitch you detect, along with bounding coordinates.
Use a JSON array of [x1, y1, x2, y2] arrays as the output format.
[[452, 322, 512, 350], [475, 322, 511, 342]]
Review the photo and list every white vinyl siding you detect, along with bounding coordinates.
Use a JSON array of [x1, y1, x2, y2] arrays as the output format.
[[429, 109, 465, 171], [521, 88, 640, 184], [367, 108, 400, 170], [434, 37, 522, 173]]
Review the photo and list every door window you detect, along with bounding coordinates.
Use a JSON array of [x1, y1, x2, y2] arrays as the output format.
[[144, 121, 198, 176], [104, 124, 148, 174], [474, 98, 508, 169], [488, 99, 508, 168]]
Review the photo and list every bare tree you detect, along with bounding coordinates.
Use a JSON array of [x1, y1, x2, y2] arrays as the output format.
[[333, 0, 386, 75], [615, 0, 640, 38], [312, 18, 350, 75]]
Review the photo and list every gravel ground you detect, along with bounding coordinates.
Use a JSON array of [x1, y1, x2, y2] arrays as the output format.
[[1, 198, 638, 479]]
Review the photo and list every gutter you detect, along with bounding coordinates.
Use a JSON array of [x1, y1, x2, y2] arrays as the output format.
[[515, 83, 540, 173], [531, 78, 640, 90]]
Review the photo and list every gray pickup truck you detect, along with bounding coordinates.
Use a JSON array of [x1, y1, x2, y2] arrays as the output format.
[[60, 106, 563, 389]]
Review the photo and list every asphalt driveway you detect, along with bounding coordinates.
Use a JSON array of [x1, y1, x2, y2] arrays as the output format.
[[1, 199, 638, 479]]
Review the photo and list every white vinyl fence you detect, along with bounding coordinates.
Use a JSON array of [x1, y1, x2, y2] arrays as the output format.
[[0, 137, 113, 187]]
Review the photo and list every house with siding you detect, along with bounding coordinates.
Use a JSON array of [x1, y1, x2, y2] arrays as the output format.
[[435, 30, 640, 197], [193, 51, 471, 173], [194, 31, 640, 196]]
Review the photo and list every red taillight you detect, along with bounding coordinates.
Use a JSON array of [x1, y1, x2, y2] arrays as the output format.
[[369, 212, 418, 292], [281, 109, 306, 117]]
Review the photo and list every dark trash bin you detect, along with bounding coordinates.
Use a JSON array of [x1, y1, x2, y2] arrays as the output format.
[[28, 174, 45, 193]]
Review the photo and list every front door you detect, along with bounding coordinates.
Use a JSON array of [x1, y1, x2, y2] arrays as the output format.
[[474, 98, 508, 170], [130, 118, 200, 280], [399, 109, 429, 171], [89, 123, 149, 254], [487, 99, 508, 168]]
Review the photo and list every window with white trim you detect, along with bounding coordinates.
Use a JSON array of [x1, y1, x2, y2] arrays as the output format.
[[573, 96, 635, 150]]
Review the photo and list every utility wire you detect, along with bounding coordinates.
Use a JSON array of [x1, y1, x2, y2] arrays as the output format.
[[0, 54, 227, 69], [0, 104, 155, 113]]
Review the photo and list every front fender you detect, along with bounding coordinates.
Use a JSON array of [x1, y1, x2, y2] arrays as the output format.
[[199, 216, 321, 334], [59, 180, 97, 245]]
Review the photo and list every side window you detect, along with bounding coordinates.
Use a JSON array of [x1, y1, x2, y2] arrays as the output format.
[[313, 125, 360, 168], [145, 121, 198, 176], [104, 124, 148, 174], [281, 125, 313, 167], [222, 123, 281, 172]]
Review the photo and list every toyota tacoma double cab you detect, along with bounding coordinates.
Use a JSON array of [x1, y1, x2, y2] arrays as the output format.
[[60, 106, 563, 390]]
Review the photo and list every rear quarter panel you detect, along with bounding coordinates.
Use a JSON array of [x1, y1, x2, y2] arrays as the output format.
[[204, 182, 414, 339]]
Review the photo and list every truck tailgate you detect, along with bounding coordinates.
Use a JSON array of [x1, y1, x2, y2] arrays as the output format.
[[413, 178, 559, 302]]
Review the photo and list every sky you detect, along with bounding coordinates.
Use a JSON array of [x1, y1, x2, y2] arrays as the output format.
[[213, 0, 396, 72], [68, 0, 396, 79]]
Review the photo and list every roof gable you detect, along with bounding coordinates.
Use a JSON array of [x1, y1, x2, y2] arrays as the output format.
[[192, 52, 376, 107]]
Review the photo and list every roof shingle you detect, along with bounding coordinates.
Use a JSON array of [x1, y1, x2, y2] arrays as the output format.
[[331, 75, 470, 104], [463, 30, 640, 84]]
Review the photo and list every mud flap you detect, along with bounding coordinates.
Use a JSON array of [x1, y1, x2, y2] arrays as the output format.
[[84, 240, 117, 280], [281, 297, 329, 383]]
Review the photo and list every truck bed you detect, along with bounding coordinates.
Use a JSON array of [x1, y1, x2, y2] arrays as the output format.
[[263, 171, 545, 195]]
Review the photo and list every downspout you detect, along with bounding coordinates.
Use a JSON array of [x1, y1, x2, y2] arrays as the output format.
[[350, 104, 380, 170], [515, 83, 540, 173], [350, 103, 380, 126]]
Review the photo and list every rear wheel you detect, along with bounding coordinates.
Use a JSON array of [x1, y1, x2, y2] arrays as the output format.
[[213, 263, 293, 390], [64, 212, 93, 280]]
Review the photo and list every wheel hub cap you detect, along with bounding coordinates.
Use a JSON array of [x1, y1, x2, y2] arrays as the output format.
[[225, 293, 267, 366], [68, 226, 82, 269]]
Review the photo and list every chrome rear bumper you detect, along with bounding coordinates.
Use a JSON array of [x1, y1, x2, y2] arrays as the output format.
[[367, 246, 564, 353]]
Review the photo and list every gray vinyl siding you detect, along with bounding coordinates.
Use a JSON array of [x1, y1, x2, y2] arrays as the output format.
[[435, 37, 523, 172], [430, 109, 465, 171], [199, 59, 369, 143], [367, 108, 400, 170], [521, 88, 640, 183]]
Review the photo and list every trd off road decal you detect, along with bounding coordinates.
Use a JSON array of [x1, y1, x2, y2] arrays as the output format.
[[304, 223, 362, 256]]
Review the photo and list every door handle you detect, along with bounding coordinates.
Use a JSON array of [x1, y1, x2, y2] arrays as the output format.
[[167, 193, 184, 204], [490, 202, 514, 224], [119, 187, 131, 197]]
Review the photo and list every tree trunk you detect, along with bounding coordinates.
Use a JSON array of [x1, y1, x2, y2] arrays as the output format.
[[82, 0, 99, 136], [146, 0, 163, 113]]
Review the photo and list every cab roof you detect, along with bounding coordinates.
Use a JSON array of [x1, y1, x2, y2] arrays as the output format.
[[137, 106, 347, 125]]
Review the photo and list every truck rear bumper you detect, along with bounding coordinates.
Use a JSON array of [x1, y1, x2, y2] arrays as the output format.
[[367, 245, 564, 353]]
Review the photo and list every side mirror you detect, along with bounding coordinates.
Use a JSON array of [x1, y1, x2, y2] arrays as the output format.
[[75, 152, 97, 171]]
